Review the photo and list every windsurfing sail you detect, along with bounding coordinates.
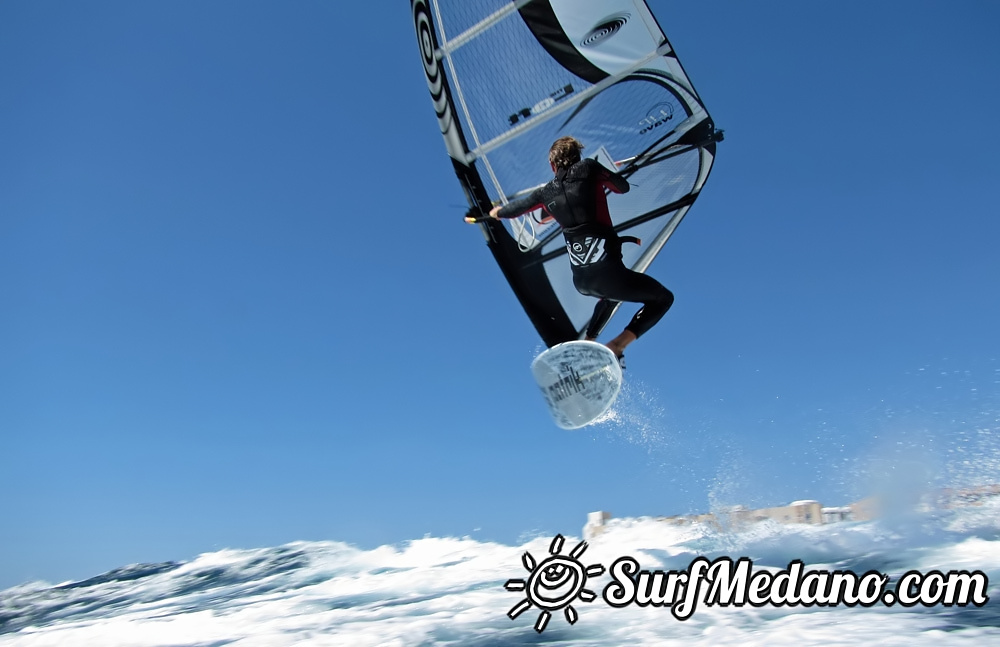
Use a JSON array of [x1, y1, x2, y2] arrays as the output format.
[[412, 0, 722, 347]]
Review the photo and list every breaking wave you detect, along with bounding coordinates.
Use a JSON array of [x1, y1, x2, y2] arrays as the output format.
[[3, 499, 999, 646]]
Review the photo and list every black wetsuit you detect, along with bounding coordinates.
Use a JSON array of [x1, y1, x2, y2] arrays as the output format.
[[496, 158, 674, 339]]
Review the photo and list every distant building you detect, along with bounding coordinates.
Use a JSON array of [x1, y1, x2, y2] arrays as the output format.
[[583, 485, 998, 540], [821, 506, 852, 524]]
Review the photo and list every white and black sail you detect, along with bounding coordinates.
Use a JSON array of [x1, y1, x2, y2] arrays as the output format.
[[412, 0, 721, 347]]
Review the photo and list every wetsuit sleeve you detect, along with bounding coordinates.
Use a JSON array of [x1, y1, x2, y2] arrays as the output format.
[[495, 187, 545, 219], [597, 163, 630, 194]]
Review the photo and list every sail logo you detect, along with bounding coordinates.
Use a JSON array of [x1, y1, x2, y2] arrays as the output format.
[[509, 84, 575, 126], [581, 13, 630, 47], [504, 535, 605, 633], [639, 103, 676, 134]]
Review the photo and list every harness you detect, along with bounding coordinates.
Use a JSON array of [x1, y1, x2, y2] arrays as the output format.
[[564, 230, 641, 267], [552, 165, 640, 267]]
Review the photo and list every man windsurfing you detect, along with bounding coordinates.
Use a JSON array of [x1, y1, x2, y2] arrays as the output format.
[[487, 136, 674, 362]]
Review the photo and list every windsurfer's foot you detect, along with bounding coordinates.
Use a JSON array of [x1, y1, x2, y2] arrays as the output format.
[[605, 330, 637, 359]]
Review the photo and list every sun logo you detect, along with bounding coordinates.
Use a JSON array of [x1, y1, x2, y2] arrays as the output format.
[[504, 534, 606, 633]]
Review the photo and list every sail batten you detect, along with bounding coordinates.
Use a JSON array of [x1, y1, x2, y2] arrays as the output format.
[[435, 0, 534, 56]]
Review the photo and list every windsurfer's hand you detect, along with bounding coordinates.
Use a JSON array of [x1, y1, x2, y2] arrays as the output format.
[[489, 205, 502, 219]]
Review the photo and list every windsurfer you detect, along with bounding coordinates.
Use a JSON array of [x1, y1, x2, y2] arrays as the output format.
[[488, 136, 674, 360]]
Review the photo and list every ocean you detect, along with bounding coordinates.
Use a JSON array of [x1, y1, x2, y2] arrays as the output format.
[[3, 496, 998, 646]]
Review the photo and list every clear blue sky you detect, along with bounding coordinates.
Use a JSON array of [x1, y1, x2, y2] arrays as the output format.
[[2, 1, 998, 589]]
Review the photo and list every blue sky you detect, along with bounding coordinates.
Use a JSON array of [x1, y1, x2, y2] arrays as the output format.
[[2, 1, 998, 589]]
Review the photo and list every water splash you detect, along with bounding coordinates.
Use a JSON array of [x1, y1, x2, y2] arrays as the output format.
[[593, 377, 669, 452]]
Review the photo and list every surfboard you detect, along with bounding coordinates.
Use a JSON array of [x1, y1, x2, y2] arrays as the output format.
[[531, 340, 623, 429]]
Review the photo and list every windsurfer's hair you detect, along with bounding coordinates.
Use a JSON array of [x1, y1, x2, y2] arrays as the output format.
[[549, 136, 584, 170]]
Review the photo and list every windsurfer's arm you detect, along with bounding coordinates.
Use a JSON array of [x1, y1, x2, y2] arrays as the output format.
[[490, 189, 544, 220], [598, 165, 630, 195], [584, 157, 629, 194]]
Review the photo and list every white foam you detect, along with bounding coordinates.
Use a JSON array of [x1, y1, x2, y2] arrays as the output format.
[[2, 508, 998, 646]]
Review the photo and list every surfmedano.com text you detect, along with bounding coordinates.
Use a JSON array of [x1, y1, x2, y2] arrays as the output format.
[[602, 556, 990, 620]]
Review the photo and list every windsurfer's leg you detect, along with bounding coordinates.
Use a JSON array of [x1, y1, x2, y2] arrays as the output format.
[[585, 298, 618, 340], [621, 271, 673, 339], [574, 264, 673, 355]]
